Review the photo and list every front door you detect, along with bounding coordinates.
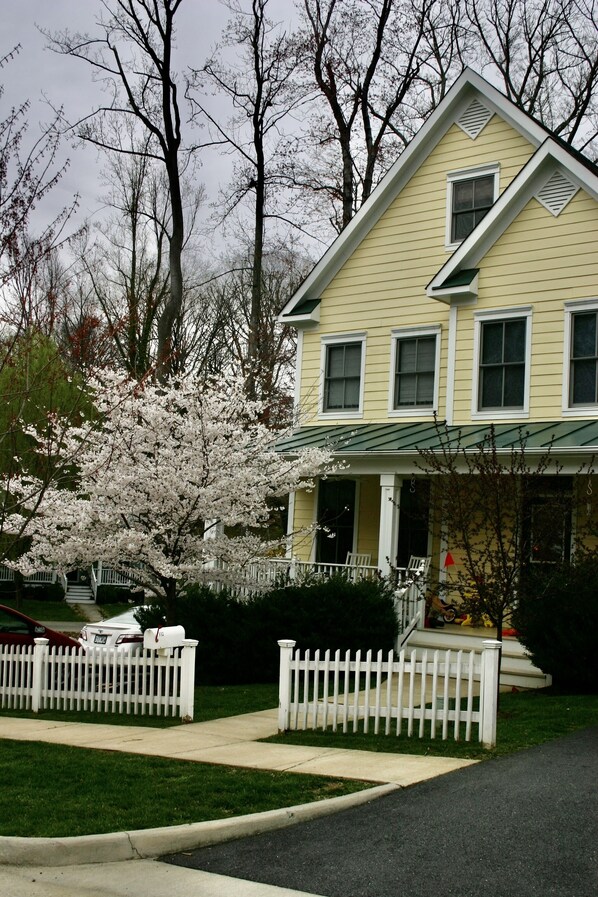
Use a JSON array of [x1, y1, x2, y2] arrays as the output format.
[[396, 479, 431, 569], [316, 479, 356, 565]]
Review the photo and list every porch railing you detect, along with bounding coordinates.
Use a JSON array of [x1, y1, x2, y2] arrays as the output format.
[[394, 574, 427, 649], [0, 565, 58, 586], [244, 557, 381, 585]]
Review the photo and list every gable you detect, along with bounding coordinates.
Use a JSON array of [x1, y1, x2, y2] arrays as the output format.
[[280, 69, 548, 322]]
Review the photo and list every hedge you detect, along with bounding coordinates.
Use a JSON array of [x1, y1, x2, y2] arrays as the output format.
[[514, 556, 598, 693], [135, 576, 399, 685]]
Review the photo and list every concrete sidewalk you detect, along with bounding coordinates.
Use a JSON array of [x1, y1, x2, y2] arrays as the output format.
[[0, 709, 477, 866], [0, 709, 476, 786]]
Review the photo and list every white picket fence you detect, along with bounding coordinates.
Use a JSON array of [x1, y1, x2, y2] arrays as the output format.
[[277, 639, 501, 747], [0, 638, 198, 720]]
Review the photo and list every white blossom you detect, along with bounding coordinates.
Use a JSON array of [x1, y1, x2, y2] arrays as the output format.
[[14, 373, 332, 612]]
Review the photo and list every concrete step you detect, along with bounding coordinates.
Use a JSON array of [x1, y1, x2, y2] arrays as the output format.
[[65, 584, 95, 605], [406, 628, 551, 689]]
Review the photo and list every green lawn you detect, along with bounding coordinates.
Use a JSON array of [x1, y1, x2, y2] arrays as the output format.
[[0, 597, 83, 622], [0, 685, 596, 837], [0, 738, 369, 838], [0, 683, 280, 728], [265, 689, 598, 760]]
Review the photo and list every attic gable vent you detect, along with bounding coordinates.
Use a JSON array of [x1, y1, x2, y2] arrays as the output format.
[[456, 99, 493, 139], [535, 170, 579, 216]]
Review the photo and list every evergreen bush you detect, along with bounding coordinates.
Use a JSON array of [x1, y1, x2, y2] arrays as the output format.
[[514, 556, 598, 692], [135, 576, 399, 685], [95, 585, 142, 605]]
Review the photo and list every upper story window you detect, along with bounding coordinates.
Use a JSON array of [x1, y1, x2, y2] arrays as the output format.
[[390, 327, 440, 415], [321, 334, 366, 417], [564, 301, 598, 411], [446, 164, 499, 249], [473, 308, 531, 418]]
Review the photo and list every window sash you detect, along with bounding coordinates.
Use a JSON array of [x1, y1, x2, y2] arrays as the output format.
[[394, 336, 436, 407], [324, 343, 362, 411], [451, 174, 495, 243], [479, 319, 526, 410], [570, 312, 598, 405]]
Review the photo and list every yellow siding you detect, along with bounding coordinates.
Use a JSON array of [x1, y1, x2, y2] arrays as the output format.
[[291, 489, 316, 561], [452, 190, 598, 423], [356, 477, 380, 563], [299, 115, 536, 423]]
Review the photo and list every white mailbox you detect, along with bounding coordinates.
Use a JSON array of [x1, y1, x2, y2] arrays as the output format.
[[143, 625, 186, 654]]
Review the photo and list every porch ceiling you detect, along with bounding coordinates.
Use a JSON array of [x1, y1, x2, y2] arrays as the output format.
[[276, 420, 598, 455]]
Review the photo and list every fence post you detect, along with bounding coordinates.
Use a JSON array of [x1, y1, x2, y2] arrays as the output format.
[[278, 639, 296, 733], [480, 639, 501, 748], [32, 638, 49, 713], [179, 639, 198, 722]]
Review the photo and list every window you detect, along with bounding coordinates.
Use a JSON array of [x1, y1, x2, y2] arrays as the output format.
[[473, 308, 531, 417], [390, 327, 440, 414], [569, 311, 598, 405], [446, 164, 499, 248], [321, 335, 365, 416]]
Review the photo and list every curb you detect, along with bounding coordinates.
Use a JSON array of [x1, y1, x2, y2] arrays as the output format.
[[0, 783, 399, 867]]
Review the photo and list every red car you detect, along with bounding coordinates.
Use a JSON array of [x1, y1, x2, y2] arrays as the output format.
[[0, 604, 80, 651]]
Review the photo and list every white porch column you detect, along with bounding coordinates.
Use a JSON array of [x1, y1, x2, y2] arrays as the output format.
[[378, 474, 402, 577], [203, 519, 224, 569]]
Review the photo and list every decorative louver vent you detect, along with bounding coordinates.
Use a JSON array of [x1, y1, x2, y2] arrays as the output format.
[[456, 99, 494, 139], [535, 170, 579, 216]]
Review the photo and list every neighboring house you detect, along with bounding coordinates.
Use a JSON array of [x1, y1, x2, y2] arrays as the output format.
[[277, 68, 598, 593]]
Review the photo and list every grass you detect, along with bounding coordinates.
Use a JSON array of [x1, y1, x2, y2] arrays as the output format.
[[0, 685, 596, 837], [0, 738, 369, 838], [264, 689, 598, 760], [0, 682, 280, 728], [97, 603, 137, 619], [0, 597, 84, 622]]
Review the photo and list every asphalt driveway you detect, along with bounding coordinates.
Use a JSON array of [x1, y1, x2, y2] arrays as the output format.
[[162, 726, 598, 897]]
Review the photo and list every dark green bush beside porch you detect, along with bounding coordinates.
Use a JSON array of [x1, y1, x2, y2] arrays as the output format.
[[135, 576, 399, 685], [515, 557, 598, 692]]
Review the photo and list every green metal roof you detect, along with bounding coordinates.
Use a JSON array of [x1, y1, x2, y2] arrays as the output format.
[[281, 297, 321, 318], [276, 420, 598, 454], [435, 268, 479, 290]]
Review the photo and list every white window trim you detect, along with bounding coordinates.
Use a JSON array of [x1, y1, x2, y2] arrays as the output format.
[[472, 306, 532, 420], [319, 332, 367, 419], [445, 162, 500, 251], [562, 298, 598, 415], [388, 325, 441, 417]]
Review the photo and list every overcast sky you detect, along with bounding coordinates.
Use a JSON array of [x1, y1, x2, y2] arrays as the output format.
[[3, 0, 298, 257]]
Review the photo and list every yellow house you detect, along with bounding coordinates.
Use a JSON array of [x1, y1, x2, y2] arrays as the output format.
[[277, 69, 598, 593]]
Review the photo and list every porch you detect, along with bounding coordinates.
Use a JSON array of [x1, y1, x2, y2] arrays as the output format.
[[0, 563, 135, 604]]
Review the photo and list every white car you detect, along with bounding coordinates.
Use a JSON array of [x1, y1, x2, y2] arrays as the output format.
[[79, 607, 145, 652]]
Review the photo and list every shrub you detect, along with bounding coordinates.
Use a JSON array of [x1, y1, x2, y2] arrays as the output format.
[[135, 576, 399, 685], [0, 580, 65, 602], [514, 556, 598, 692], [95, 585, 141, 605]]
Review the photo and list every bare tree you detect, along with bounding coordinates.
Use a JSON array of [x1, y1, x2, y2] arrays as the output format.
[[0, 46, 77, 338], [202, 243, 309, 424], [46, 0, 192, 379], [188, 0, 304, 398], [292, 0, 464, 232], [463, 0, 598, 155], [417, 422, 583, 652]]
